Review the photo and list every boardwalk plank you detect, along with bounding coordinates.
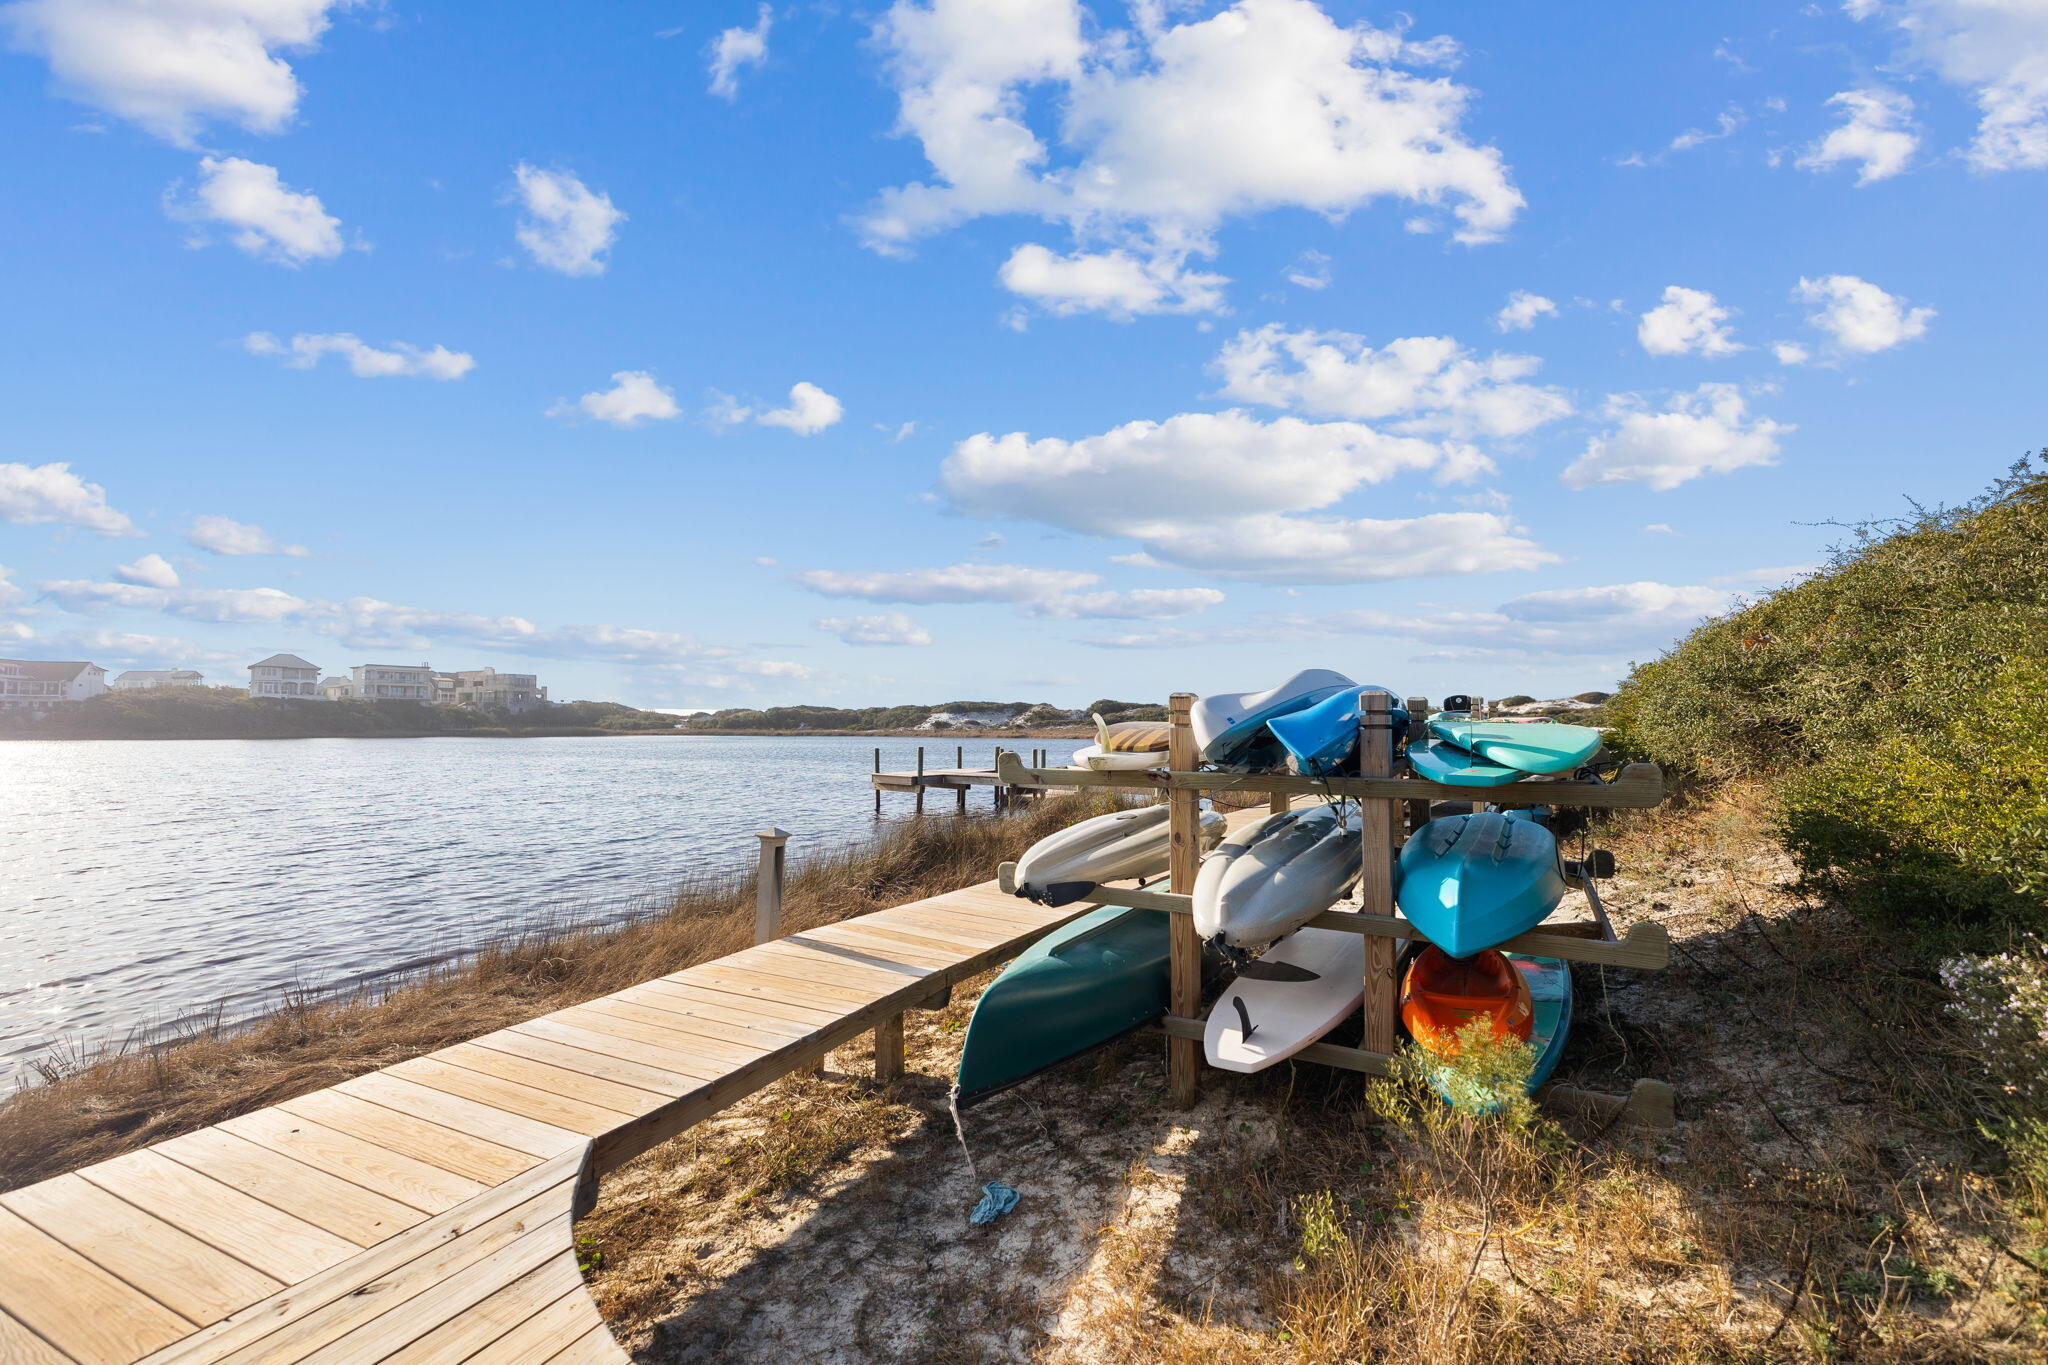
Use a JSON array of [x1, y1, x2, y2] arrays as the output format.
[[550, 1006, 768, 1066], [675, 961, 888, 1010], [334, 1072, 586, 1159], [0, 1203, 191, 1365], [217, 1107, 488, 1215], [458, 1277, 612, 1363], [433, 1042, 676, 1117], [0, 1307, 71, 1365], [383, 1057, 636, 1139], [466, 1028, 707, 1100], [571, 994, 801, 1052], [513, 1016, 732, 1083], [543, 1324, 631, 1364], [747, 938, 933, 983], [77, 1151, 358, 1284], [629, 979, 839, 1030], [1, 1173, 281, 1328], [152, 1129, 423, 1248], [375, 1252, 583, 1364], [274, 1091, 538, 1188]]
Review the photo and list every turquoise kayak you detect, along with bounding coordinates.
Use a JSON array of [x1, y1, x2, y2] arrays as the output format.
[[1424, 956, 1573, 1109], [954, 905, 1168, 1106], [1397, 812, 1568, 958], [1406, 737, 1523, 787], [1425, 718, 1600, 775]]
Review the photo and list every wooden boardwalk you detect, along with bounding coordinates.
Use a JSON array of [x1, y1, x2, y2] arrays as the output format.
[[0, 880, 1091, 1364]]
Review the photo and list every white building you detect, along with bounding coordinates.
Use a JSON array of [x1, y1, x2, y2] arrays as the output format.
[[351, 663, 437, 702], [0, 659, 110, 710], [317, 676, 354, 701], [440, 668, 547, 714], [247, 653, 321, 698], [111, 669, 204, 690]]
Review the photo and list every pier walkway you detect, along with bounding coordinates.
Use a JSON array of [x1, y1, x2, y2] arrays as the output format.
[[0, 880, 1090, 1364]]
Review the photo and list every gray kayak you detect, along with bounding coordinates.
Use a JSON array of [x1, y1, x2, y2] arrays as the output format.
[[1012, 803, 1225, 907], [1191, 803, 1362, 956]]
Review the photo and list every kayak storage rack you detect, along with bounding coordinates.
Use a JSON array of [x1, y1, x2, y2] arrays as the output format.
[[993, 692, 1677, 1130]]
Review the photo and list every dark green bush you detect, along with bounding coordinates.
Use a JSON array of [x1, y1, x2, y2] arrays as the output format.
[[1608, 456, 2048, 928]]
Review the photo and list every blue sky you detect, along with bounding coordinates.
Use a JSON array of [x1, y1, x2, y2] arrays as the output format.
[[2, 0, 2043, 711]]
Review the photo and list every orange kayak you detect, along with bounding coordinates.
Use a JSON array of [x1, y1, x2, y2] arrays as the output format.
[[1399, 946, 1533, 1056]]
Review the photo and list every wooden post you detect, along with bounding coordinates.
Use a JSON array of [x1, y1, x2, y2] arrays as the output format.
[[956, 744, 964, 768], [993, 747, 1006, 811], [1402, 695, 1430, 833], [873, 748, 882, 815], [1167, 692, 1202, 1107], [1357, 693, 1399, 1055], [873, 1012, 904, 1085], [956, 784, 968, 815], [914, 745, 925, 816], [754, 828, 789, 944], [1269, 788, 1290, 817]]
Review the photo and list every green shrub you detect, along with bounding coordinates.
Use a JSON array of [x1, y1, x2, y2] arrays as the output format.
[[1606, 457, 2048, 781]]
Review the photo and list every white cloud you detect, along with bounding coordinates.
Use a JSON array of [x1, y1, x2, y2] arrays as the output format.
[[1849, 0, 2048, 171], [793, 562, 1098, 604], [1, 0, 354, 146], [756, 382, 845, 435], [1793, 273, 1934, 354], [1668, 107, 1745, 153], [707, 3, 772, 100], [1212, 324, 1572, 439], [114, 553, 179, 588], [1563, 383, 1790, 491], [186, 514, 310, 557], [510, 164, 623, 276], [1492, 291, 1557, 332], [0, 563, 22, 609], [864, 0, 1521, 311], [943, 408, 1445, 533], [792, 562, 1225, 618], [1772, 341, 1812, 365], [1637, 285, 1743, 357], [1797, 88, 1919, 184], [244, 331, 474, 380], [0, 461, 138, 537], [816, 613, 932, 647], [998, 243, 1228, 317], [170, 156, 346, 265], [1087, 577, 1733, 657], [1113, 511, 1553, 584], [550, 371, 681, 427], [1641, 522, 1677, 535], [1284, 249, 1331, 290]]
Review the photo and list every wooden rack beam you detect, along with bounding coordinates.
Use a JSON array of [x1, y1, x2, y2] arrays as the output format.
[[993, 750, 1664, 809]]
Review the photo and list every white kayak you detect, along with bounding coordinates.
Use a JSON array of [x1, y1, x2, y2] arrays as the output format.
[[1012, 803, 1225, 907], [1204, 928, 1365, 1072], [1192, 803, 1362, 954], [1070, 743, 1166, 771]]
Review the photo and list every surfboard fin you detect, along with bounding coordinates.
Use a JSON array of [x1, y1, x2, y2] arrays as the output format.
[[1232, 996, 1257, 1038], [1039, 881, 1096, 908], [1233, 959, 1322, 983]]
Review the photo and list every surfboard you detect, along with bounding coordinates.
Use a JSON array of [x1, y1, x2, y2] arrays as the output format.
[[1406, 737, 1524, 787], [1204, 928, 1365, 1072], [1425, 718, 1600, 775], [1070, 743, 1166, 771]]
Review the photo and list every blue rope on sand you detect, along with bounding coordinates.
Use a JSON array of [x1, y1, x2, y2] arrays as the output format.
[[969, 1182, 1019, 1225]]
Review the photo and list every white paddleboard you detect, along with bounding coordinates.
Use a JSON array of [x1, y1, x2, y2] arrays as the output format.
[[1070, 742, 1166, 771], [1204, 928, 1365, 1073]]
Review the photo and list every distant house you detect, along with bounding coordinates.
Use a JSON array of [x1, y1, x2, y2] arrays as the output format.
[[0, 659, 110, 710], [111, 669, 204, 690], [317, 676, 353, 701], [247, 654, 321, 698], [439, 668, 547, 714], [351, 663, 437, 702]]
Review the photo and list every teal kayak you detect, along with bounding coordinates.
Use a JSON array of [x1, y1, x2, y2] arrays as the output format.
[[1425, 718, 1600, 775], [1397, 812, 1568, 958], [1424, 956, 1573, 1109], [954, 905, 1168, 1106], [1406, 737, 1523, 787]]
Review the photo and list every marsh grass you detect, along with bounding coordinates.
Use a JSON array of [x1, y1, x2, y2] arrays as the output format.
[[0, 792, 1121, 1193]]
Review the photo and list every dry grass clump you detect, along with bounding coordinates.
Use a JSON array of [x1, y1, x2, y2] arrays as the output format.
[[0, 793, 1116, 1192]]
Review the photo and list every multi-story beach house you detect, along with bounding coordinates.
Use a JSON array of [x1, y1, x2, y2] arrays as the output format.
[[440, 668, 547, 713], [0, 659, 109, 710], [317, 676, 354, 701], [247, 654, 321, 698], [350, 663, 438, 701], [111, 669, 204, 690]]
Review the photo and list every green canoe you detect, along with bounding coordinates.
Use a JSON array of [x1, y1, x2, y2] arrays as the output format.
[[1425, 718, 1600, 775], [954, 904, 1169, 1106]]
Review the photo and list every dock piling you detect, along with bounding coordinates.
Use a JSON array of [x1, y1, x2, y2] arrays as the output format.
[[1166, 693, 1202, 1107]]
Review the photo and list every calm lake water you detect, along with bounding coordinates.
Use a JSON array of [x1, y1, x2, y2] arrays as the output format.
[[0, 734, 1086, 1087]]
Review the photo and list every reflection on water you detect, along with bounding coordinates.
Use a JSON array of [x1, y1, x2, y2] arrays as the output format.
[[0, 734, 1083, 1086]]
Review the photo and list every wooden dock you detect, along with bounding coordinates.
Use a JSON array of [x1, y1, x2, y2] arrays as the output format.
[[0, 880, 1094, 1364], [868, 744, 1063, 814]]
